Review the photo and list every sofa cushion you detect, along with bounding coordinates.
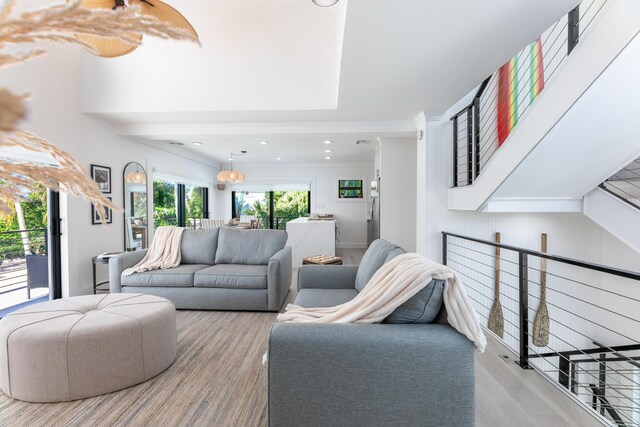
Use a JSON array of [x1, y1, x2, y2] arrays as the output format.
[[294, 289, 359, 308], [384, 279, 445, 324], [384, 247, 406, 264], [121, 264, 209, 288], [180, 229, 219, 265], [215, 228, 287, 265], [194, 264, 268, 289], [355, 239, 402, 292]]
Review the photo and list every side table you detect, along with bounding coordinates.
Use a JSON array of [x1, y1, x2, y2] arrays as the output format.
[[92, 256, 112, 294]]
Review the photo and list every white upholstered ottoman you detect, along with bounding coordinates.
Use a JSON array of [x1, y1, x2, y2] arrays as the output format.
[[0, 293, 176, 402]]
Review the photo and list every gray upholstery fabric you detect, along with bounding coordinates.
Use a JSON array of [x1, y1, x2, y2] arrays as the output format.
[[355, 239, 402, 292], [109, 250, 148, 293], [384, 279, 444, 324], [122, 286, 269, 311], [294, 289, 358, 308], [194, 264, 268, 289], [384, 246, 406, 264], [297, 265, 359, 291], [268, 323, 475, 427], [215, 228, 287, 265], [180, 229, 219, 265], [121, 264, 209, 288], [268, 247, 292, 311]]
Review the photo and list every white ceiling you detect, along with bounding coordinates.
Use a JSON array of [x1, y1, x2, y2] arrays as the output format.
[[81, 0, 581, 163]]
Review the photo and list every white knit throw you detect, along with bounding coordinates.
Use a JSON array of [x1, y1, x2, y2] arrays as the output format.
[[278, 253, 487, 352], [122, 226, 185, 276]]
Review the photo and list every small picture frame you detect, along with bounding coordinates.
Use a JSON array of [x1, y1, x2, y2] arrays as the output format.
[[91, 164, 111, 194], [92, 197, 113, 225]]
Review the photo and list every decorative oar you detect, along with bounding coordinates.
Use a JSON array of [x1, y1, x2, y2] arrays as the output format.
[[488, 232, 504, 338], [533, 233, 550, 347]]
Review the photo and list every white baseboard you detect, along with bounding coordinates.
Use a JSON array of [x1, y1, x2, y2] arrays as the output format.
[[336, 243, 368, 249]]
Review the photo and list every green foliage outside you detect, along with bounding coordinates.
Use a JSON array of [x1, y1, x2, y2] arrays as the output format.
[[0, 185, 48, 259], [185, 185, 203, 225], [235, 191, 309, 229], [153, 181, 177, 226]]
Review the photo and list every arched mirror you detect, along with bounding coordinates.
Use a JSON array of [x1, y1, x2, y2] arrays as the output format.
[[123, 162, 148, 251]]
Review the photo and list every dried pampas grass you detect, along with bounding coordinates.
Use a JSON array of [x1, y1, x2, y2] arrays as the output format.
[[0, 1, 200, 223]]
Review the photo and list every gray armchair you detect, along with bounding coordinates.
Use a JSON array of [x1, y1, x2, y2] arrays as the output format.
[[267, 240, 475, 427]]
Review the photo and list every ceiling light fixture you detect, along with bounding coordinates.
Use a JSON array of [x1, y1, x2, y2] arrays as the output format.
[[312, 0, 340, 7], [76, 0, 199, 58], [325, 156, 331, 160], [260, 141, 270, 145], [217, 151, 247, 184], [324, 140, 333, 145], [192, 142, 202, 146], [276, 157, 282, 160], [325, 149, 332, 153]]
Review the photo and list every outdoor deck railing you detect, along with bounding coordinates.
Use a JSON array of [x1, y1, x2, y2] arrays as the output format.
[[443, 231, 640, 426], [0, 228, 48, 297]]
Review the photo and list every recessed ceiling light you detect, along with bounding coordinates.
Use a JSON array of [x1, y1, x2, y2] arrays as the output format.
[[228, 157, 233, 161], [192, 142, 202, 146], [276, 157, 282, 161], [260, 141, 270, 145], [324, 140, 333, 145], [169, 142, 185, 146], [325, 149, 332, 153], [325, 156, 331, 160]]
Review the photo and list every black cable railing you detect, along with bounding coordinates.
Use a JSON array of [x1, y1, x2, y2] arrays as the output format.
[[442, 231, 640, 427], [450, 0, 609, 188], [601, 156, 640, 210], [0, 228, 48, 297]]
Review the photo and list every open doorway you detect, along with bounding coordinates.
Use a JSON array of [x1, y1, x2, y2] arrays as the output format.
[[0, 186, 61, 315]]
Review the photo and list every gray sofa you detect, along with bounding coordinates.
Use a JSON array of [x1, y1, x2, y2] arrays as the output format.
[[109, 228, 291, 311], [268, 240, 475, 427]]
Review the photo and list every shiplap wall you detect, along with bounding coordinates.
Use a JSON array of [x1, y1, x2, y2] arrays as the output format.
[[379, 138, 417, 252]]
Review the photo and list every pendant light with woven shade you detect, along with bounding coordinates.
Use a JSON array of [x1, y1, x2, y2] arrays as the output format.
[[75, 0, 198, 58], [217, 151, 246, 184]]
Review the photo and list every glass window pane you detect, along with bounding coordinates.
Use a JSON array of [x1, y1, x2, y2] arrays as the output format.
[[185, 185, 204, 229], [273, 191, 309, 230], [153, 180, 178, 229]]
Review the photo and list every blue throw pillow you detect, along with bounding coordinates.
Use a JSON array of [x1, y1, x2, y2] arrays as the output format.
[[383, 279, 445, 324]]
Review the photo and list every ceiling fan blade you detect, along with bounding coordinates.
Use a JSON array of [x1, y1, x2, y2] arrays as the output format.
[[132, 0, 198, 39], [73, 0, 142, 58]]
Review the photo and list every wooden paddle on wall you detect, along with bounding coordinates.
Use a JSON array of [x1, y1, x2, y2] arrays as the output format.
[[533, 233, 550, 347], [488, 232, 504, 338]]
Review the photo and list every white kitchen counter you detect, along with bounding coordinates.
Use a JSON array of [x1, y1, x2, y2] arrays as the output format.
[[286, 217, 336, 267]]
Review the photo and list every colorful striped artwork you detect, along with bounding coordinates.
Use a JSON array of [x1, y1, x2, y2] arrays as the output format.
[[497, 37, 545, 146], [529, 37, 545, 103], [497, 56, 519, 146]]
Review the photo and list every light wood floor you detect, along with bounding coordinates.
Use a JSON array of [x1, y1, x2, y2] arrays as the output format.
[[0, 249, 602, 427]]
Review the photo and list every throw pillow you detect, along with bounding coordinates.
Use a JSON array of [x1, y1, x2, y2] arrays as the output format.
[[383, 279, 445, 324]]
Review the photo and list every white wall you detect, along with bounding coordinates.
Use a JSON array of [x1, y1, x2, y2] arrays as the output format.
[[213, 162, 373, 248], [379, 138, 417, 252], [1, 44, 218, 296]]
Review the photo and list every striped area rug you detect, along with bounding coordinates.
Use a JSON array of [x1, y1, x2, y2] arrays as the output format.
[[0, 310, 278, 427]]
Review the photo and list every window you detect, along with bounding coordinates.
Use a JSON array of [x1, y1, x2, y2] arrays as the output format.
[[153, 179, 209, 230], [338, 180, 364, 199], [232, 191, 310, 230]]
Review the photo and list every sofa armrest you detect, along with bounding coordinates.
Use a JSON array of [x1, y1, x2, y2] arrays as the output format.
[[268, 323, 474, 427], [108, 250, 148, 293], [297, 265, 358, 291], [267, 247, 292, 311]]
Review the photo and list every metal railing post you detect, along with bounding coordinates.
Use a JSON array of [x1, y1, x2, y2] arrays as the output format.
[[473, 97, 480, 179], [452, 117, 458, 187], [442, 233, 448, 266], [568, 5, 580, 55], [466, 107, 473, 185], [518, 251, 531, 369]]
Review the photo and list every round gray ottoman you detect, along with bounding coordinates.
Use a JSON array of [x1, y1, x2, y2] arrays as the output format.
[[0, 293, 176, 402]]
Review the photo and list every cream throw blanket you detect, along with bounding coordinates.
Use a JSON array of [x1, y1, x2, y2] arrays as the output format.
[[278, 253, 487, 352], [123, 226, 185, 276]]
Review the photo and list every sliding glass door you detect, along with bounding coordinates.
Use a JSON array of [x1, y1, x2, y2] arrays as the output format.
[[153, 178, 209, 230], [232, 190, 310, 230]]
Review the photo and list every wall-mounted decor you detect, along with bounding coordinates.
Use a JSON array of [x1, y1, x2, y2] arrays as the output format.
[[338, 180, 363, 199], [92, 197, 113, 224], [123, 162, 148, 251], [91, 164, 112, 194]]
